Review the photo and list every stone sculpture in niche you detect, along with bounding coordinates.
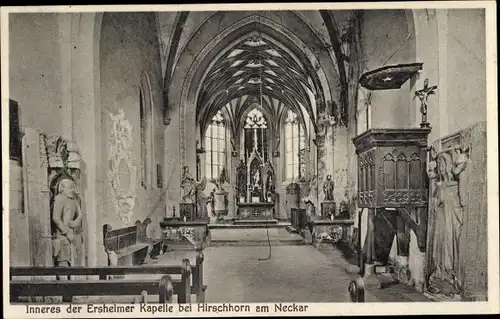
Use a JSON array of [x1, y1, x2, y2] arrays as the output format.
[[44, 135, 84, 271], [51, 178, 82, 274], [302, 175, 319, 217], [426, 144, 469, 299], [108, 109, 137, 225], [181, 166, 197, 203], [323, 175, 335, 201]]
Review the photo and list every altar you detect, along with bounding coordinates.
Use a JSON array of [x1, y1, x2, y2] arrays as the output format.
[[234, 134, 277, 222]]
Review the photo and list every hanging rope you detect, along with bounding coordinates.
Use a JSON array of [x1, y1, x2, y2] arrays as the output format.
[[257, 13, 272, 262]]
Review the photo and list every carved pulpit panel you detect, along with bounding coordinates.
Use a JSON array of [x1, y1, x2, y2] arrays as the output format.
[[352, 128, 430, 275]]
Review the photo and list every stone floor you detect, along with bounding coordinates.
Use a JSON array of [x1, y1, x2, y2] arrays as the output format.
[[156, 245, 357, 303], [209, 228, 304, 246], [67, 229, 431, 304]]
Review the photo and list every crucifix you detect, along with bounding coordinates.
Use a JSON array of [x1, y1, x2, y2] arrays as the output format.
[[415, 78, 437, 128]]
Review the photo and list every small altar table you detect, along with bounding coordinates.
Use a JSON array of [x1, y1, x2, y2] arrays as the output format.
[[160, 219, 210, 251]]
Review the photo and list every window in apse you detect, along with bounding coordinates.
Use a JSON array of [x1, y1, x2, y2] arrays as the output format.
[[205, 111, 226, 180], [243, 108, 268, 162], [284, 109, 305, 180]]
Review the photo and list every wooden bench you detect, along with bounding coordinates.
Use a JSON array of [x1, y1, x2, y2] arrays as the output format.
[[10, 251, 207, 304], [103, 223, 150, 266]]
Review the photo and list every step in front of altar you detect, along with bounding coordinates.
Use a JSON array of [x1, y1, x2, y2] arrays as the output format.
[[209, 221, 289, 229], [209, 228, 305, 247]]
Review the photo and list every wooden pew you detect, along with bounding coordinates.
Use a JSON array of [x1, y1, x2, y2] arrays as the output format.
[[10, 251, 207, 304], [103, 224, 150, 266]]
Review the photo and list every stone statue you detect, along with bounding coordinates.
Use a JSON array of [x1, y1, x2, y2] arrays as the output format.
[[427, 145, 468, 298], [302, 175, 319, 217], [195, 177, 209, 219], [181, 166, 196, 203], [323, 175, 335, 201], [236, 160, 247, 198], [215, 167, 227, 190], [51, 178, 82, 271], [253, 170, 261, 189]]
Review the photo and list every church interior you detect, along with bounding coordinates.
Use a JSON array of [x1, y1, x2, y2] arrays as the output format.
[[7, 8, 490, 304]]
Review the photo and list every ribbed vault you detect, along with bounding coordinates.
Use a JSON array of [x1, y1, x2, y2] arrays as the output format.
[[198, 32, 317, 134]]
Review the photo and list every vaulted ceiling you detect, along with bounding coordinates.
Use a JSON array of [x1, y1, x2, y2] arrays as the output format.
[[158, 10, 354, 133], [197, 34, 316, 130]]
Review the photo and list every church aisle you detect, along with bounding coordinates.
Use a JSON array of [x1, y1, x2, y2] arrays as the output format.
[[157, 245, 356, 303]]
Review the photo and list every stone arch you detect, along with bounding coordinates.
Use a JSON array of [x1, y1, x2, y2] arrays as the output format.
[[68, 12, 104, 267]]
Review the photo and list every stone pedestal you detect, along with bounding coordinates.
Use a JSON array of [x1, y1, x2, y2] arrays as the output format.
[[409, 251, 425, 292], [214, 190, 227, 217], [223, 185, 235, 218], [285, 183, 300, 219]]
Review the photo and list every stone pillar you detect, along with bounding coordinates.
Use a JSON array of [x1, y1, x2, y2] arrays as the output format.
[[315, 117, 335, 218], [222, 184, 235, 219], [9, 158, 31, 266], [46, 135, 83, 267], [22, 128, 52, 268]]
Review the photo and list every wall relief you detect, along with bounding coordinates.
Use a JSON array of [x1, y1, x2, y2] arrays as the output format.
[[426, 141, 469, 299], [108, 110, 137, 226]]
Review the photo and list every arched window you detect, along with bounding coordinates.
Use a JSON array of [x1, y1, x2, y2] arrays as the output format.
[[243, 108, 268, 162], [284, 110, 305, 180], [205, 111, 226, 180]]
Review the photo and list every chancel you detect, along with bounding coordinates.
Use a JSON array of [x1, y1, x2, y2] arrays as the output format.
[[6, 5, 493, 307]]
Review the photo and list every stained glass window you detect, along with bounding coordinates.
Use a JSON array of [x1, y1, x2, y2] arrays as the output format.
[[205, 111, 226, 180], [244, 108, 268, 162]]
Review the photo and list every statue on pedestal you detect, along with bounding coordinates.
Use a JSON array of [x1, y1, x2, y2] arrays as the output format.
[[181, 166, 196, 203], [323, 175, 335, 201]]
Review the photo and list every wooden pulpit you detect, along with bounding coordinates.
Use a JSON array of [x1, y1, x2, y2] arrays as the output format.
[[352, 128, 430, 273]]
